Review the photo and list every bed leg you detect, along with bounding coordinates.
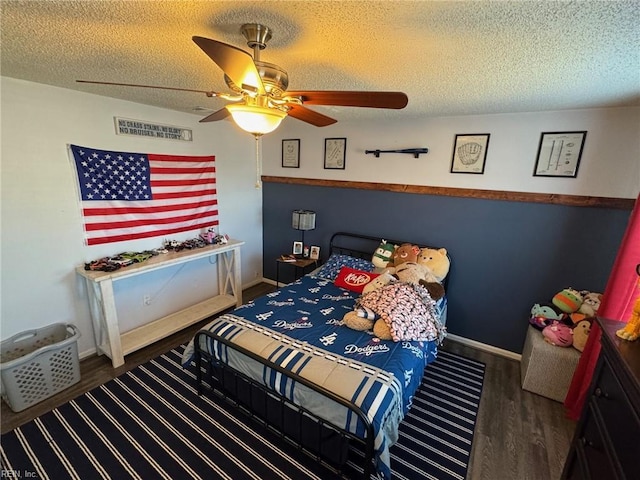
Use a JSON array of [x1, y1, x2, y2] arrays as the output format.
[[194, 345, 203, 396]]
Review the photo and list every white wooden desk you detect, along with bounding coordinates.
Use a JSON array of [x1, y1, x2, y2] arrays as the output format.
[[76, 240, 243, 368]]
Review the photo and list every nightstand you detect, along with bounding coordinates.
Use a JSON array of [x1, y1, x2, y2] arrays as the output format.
[[276, 258, 317, 287]]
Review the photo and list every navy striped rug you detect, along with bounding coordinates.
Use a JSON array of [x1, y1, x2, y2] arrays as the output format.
[[0, 346, 484, 480]]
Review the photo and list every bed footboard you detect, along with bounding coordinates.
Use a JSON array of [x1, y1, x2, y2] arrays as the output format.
[[194, 329, 375, 479]]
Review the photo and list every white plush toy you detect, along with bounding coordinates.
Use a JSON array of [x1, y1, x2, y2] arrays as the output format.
[[363, 272, 396, 294], [578, 291, 603, 317]]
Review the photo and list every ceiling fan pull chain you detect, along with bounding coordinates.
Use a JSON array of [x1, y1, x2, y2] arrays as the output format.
[[255, 134, 262, 189]]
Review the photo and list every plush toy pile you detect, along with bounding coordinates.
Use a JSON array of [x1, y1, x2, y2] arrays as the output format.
[[342, 240, 449, 344], [528, 287, 602, 353]]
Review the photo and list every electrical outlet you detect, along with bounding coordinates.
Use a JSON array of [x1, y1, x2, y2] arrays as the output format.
[[143, 294, 151, 306]]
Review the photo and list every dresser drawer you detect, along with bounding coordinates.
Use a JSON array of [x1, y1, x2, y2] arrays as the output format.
[[592, 356, 640, 480], [572, 403, 618, 480]]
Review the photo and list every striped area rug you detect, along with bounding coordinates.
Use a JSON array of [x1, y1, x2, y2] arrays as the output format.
[[0, 346, 484, 480]]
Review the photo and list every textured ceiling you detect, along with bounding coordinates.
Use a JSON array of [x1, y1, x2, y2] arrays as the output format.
[[1, 0, 639, 125]]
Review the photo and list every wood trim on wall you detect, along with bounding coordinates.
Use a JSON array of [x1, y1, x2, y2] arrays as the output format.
[[261, 176, 635, 210]]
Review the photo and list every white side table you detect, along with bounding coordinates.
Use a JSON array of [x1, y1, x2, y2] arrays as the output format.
[[76, 240, 244, 368]]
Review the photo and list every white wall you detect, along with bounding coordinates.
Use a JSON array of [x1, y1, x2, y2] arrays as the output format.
[[262, 107, 640, 199], [1, 77, 263, 357]]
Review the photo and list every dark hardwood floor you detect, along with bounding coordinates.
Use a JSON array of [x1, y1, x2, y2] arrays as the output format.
[[443, 341, 575, 480], [1, 282, 575, 479]]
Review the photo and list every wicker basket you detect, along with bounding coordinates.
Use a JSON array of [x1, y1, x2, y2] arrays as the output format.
[[1, 323, 81, 412]]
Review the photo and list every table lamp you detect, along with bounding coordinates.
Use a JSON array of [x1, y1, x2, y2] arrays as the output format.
[[292, 210, 316, 253]]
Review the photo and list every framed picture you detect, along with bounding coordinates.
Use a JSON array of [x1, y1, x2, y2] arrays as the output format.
[[324, 138, 347, 169], [450, 134, 490, 174], [309, 246, 320, 260], [533, 131, 587, 177], [282, 139, 300, 168], [292, 241, 303, 256]]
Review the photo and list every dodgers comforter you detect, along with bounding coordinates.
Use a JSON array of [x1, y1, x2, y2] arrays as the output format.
[[183, 274, 446, 479]]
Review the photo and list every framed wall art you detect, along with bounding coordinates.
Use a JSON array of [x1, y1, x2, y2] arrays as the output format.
[[324, 138, 347, 169], [533, 131, 587, 178], [450, 134, 490, 174], [282, 139, 300, 168]]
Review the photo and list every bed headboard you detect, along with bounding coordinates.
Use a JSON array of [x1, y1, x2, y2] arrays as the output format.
[[329, 232, 403, 259], [329, 231, 452, 288]]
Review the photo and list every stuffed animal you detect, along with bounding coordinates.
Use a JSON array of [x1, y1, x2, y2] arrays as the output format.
[[616, 274, 640, 341], [372, 240, 396, 271], [529, 303, 565, 330], [617, 293, 640, 341], [568, 312, 587, 324], [393, 262, 445, 300], [343, 273, 395, 331], [552, 288, 583, 313], [342, 311, 375, 331], [373, 318, 393, 341], [362, 272, 396, 295], [542, 321, 573, 347], [387, 243, 420, 268], [578, 291, 602, 317], [572, 318, 592, 352], [416, 247, 450, 282]]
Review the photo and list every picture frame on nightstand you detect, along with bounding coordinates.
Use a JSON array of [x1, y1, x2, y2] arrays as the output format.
[[309, 246, 320, 260]]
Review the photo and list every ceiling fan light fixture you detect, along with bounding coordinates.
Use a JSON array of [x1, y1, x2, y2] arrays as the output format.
[[226, 104, 286, 136]]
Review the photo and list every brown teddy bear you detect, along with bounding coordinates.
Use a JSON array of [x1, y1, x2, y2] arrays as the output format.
[[386, 243, 420, 269]]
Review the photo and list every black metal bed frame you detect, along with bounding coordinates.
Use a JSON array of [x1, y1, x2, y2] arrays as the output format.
[[194, 232, 451, 479]]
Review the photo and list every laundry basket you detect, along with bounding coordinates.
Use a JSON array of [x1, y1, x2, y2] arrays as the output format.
[[1, 323, 81, 412]]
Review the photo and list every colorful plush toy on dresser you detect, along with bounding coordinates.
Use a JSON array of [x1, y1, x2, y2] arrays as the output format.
[[616, 265, 640, 341]]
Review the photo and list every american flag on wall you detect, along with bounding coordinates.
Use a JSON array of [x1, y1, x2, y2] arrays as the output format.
[[70, 144, 218, 246]]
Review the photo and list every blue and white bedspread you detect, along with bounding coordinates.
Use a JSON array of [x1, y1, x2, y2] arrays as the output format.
[[183, 275, 445, 479]]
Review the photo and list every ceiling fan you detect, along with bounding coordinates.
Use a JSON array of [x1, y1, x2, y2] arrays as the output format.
[[77, 23, 408, 136]]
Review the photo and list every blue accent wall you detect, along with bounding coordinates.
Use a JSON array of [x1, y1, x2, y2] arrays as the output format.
[[262, 181, 630, 353]]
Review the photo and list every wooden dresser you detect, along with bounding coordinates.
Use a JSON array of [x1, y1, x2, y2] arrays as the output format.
[[562, 317, 640, 479]]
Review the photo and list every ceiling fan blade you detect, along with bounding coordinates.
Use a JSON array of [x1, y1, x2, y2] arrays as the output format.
[[192, 36, 265, 95], [286, 91, 408, 109], [199, 108, 230, 123], [286, 105, 337, 127], [76, 80, 222, 97]]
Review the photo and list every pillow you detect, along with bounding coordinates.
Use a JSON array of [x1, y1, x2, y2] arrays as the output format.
[[314, 254, 375, 281], [334, 266, 380, 293]]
